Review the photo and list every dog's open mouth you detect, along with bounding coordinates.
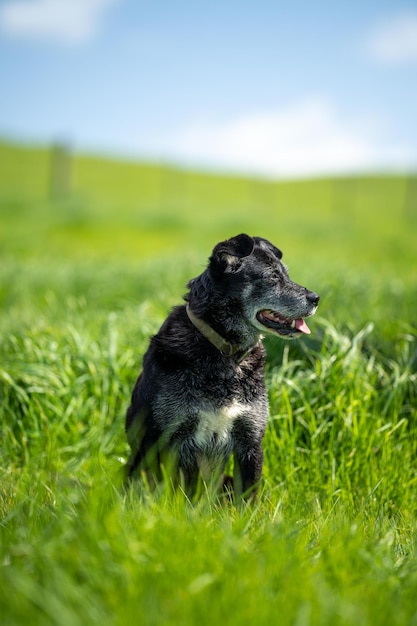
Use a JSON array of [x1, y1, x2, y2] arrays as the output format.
[[256, 309, 311, 336]]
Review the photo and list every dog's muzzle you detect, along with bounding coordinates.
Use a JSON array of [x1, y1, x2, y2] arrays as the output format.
[[256, 292, 319, 338]]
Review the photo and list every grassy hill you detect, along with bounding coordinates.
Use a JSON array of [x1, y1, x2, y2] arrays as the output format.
[[0, 139, 416, 625], [1, 139, 416, 274]]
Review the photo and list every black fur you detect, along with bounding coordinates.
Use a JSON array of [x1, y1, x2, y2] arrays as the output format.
[[126, 234, 319, 499]]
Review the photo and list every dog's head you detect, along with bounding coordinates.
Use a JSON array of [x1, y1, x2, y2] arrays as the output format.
[[208, 233, 319, 339]]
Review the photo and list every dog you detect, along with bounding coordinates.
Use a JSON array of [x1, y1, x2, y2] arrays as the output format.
[[125, 234, 319, 499]]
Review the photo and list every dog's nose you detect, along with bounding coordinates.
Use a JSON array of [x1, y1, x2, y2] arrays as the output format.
[[307, 291, 320, 307]]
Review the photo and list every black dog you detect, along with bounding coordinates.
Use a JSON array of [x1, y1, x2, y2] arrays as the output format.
[[126, 234, 319, 498]]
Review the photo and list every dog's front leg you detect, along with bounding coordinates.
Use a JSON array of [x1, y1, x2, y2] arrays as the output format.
[[233, 441, 264, 500]]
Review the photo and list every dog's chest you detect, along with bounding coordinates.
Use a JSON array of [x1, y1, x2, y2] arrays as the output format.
[[194, 401, 248, 448]]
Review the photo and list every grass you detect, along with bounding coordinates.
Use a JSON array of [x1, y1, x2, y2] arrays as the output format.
[[0, 139, 417, 625]]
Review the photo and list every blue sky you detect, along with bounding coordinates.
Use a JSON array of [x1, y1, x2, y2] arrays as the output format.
[[1, 0, 417, 177]]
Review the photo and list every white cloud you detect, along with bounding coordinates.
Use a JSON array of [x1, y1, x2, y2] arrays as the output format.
[[161, 98, 415, 178], [0, 0, 119, 45], [367, 12, 417, 63]]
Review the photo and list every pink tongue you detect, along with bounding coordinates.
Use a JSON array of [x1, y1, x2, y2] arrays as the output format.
[[295, 318, 311, 334]]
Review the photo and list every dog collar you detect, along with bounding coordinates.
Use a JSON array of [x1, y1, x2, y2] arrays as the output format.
[[186, 304, 259, 362]]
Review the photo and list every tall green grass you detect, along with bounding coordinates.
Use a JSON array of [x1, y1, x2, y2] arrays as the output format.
[[0, 140, 416, 625]]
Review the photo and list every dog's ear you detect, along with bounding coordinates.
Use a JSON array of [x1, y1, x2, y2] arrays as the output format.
[[253, 236, 283, 260], [210, 234, 255, 274]]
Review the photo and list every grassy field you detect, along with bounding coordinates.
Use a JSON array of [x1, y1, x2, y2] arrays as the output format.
[[0, 139, 417, 625]]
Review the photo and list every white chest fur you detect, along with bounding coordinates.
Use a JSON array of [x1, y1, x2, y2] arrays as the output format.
[[194, 401, 248, 448]]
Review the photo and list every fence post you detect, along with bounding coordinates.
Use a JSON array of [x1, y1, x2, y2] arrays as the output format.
[[50, 142, 72, 200]]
